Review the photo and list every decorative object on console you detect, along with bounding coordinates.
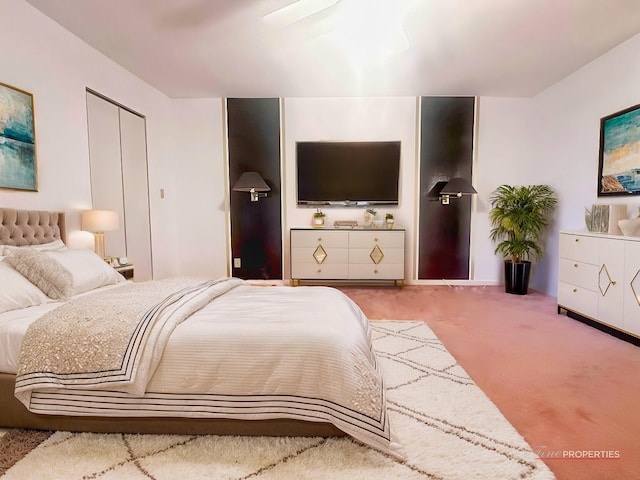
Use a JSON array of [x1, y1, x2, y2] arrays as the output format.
[[585, 204, 627, 233], [312, 208, 325, 227], [333, 220, 358, 228], [0, 82, 37, 191], [385, 213, 394, 229], [439, 177, 477, 205], [81, 209, 119, 259], [598, 102, 640, 196], [619, 217, 640, 236], [489, 184, 557, 295], [232, 171, 271, 202], [364, 208, 376, 226]]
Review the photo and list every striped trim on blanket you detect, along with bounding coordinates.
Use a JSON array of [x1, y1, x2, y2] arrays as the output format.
[[26, 388, 393, 455]]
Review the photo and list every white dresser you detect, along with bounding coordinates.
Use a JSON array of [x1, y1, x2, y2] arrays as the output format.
[[290, 228, 405, 286], [558, 231, 640, 343]]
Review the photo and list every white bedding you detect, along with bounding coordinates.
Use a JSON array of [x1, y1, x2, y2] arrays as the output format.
[[0, 280, 402, 457]]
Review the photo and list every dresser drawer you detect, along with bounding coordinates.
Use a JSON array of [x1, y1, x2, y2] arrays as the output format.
[[291, 247, 348, 265], [290, 230, 349, 248], [348, 230, 404, 248], [558, 281, 598, 319], [558, 258, 599, 291], [348, 247, 404, 265], [559, 233, 599, 264], [291, 263, 348, 279], [348, 263, 404, 280]]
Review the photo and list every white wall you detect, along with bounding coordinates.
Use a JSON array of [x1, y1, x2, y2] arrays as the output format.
[[474, 32, 640, 295], [283, 97, 418, 280], [170, 98, 229, 278], [473, 97, 536, 285]]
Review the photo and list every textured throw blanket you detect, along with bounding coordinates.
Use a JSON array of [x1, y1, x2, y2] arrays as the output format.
[[15, 277, 243, 406]]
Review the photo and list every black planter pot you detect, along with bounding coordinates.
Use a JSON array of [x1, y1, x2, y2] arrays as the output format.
[[504, 260, 531, 295]]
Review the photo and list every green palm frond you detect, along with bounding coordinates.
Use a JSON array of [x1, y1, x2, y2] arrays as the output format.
[[489, 184, 557, 263]]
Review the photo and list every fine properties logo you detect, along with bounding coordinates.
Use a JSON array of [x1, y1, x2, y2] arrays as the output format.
[[535, 446, 621, 460]]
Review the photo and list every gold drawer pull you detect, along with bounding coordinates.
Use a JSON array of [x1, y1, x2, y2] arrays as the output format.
[[573, 288, 578, 293], [574, 263, 578, 268], [612, 281, 617, 286], [317, 237, 322, 241], [317, 268, 322, 273], [575, 238, 580, 242], [374, 269, 379, 274]]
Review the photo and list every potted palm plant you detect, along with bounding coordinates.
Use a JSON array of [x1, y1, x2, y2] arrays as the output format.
[[489, 184, 558, 295]]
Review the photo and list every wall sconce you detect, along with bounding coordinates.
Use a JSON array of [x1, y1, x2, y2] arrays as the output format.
[[232, 172, 271, 201], [81, 209, 119, 258], [439, 177, 477, 205]]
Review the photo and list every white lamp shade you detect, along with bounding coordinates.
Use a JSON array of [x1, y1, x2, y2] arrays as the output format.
[[81, 210, 119, 233]]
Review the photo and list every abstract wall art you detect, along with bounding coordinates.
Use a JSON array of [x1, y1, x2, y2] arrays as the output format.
[[0, 82, 37, 191], [598, 103, 640, 196]]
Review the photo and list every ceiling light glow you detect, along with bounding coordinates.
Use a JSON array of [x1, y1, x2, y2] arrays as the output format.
[[263, 0, 341, 28]]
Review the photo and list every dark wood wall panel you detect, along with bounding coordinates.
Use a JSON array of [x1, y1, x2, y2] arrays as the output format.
[[227, 98, 282, 280], [418, 97, 475, 279]]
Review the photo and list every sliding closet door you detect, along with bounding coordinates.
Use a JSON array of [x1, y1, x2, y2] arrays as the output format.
[[86, 91, 153, 280], [86, 93, 126, 257], [119, 109, 153, 281]]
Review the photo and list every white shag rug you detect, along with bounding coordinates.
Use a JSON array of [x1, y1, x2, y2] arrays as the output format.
[[2, 321, 555, 480]]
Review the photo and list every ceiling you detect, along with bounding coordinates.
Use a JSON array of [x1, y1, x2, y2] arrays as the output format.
[[25, 0, 640, 98]]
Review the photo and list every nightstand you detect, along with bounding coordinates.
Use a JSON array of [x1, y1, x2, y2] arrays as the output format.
[[114, 264, 134, 280]]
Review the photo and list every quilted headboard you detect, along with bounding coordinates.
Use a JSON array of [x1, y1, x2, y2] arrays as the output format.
[[0, 208, 66, 246]]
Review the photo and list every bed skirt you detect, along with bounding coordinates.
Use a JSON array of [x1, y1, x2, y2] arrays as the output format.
[[0, 373, 345, 437]]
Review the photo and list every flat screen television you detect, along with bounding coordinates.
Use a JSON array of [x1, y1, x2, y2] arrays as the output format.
[[296, 141, 401, 206]]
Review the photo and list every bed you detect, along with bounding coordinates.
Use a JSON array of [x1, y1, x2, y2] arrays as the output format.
[[0, 208, 400, 457]]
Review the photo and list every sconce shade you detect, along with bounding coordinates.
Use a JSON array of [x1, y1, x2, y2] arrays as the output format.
[[439, 177, 476, 205], [440, 177, 477, 196], [81, 210, 119, 233], [232, 172, 271, 192], [233, 172, 271, 201]]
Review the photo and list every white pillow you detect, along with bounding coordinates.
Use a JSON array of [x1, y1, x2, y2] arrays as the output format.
[[2, 239, 67, 256], [45, 248, 124, 295], [0, 259, 50, 314], [5, 248, 124, 300]]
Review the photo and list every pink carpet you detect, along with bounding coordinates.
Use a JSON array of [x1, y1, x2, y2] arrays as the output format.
[[339, 285, 640, 480]]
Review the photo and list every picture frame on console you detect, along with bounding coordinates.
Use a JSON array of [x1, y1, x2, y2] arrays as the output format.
[[598, 102, 640, 197], [0, 82, 38, 191]]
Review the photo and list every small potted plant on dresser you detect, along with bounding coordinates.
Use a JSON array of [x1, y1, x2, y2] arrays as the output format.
[[385, 213, 394, 229], [312, 208, 326, 228], [489, 184, 557, 295]]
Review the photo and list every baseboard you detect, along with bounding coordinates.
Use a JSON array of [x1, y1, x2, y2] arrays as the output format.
[[558, 307, 640, 347]]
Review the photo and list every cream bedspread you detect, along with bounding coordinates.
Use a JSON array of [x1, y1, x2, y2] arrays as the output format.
[[11, 280, 402, 457], [15, 278, 240, 400]]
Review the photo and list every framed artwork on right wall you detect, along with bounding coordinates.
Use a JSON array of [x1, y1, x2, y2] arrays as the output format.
[[598, 102, 640, 196]]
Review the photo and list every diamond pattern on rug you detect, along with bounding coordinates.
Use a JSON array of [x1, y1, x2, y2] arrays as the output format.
[[1, 321, 555, 480]]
